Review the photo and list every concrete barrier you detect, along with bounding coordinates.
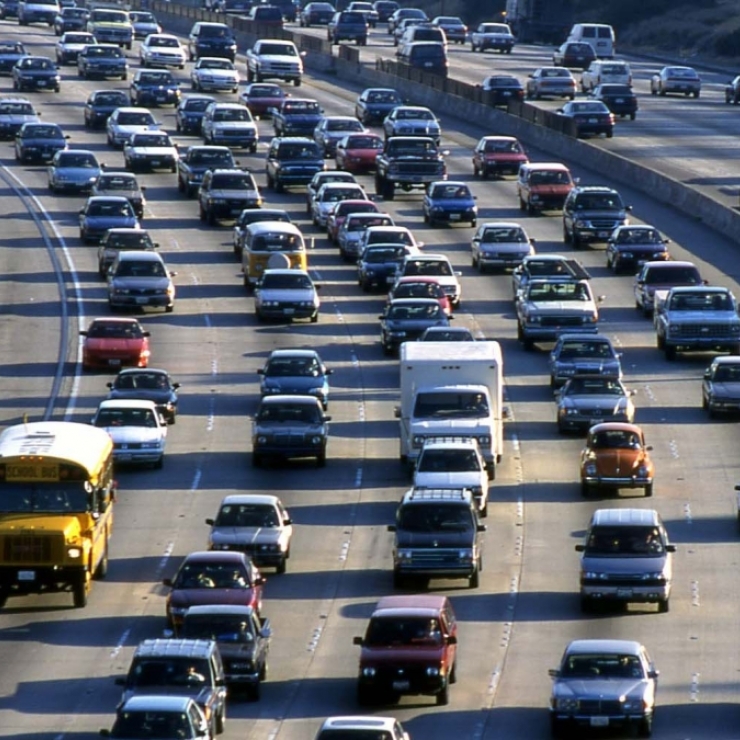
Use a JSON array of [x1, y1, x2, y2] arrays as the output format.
[[140, 0, 740, 243]]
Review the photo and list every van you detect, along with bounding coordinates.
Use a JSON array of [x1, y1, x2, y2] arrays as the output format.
[[242, 221, 308, 289], [581, 59, 631, 92], [398, 23, 446, 47], [396, 41, 448, 78], [516, 162, 575, 214], [567, 23, 615, 59]]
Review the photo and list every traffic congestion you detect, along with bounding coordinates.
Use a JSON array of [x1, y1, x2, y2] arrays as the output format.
[[0, 1, 739, 739]]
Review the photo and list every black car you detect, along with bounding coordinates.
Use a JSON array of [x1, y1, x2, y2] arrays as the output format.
[[265, 136, 325, 193], [53, 6, 88, 34], [175, 94, 215, 134], [379, 297, 451, 354], [15, 122, 68, 163], [199, 168, 262, 224], [130, 69, 181, 107], [77, 43, 128, 80], [12, 56, 61, 93], [358, 244, 412, 292], [552, 41, 596, 71], [354, 87, 403, 125], [188, 21, 237, 62], [0, 96, 38, 139], [84, 89, 130, 128], [481, 74, 525, 107], [0, 41, 27, 74], [590, 83, 638, 120], [0, 0, 19, 18], [106, 368, 180, 423], [299, 1, 334, 26], [556, 100, 614, 138], [373, 0, 398, 22], [176, 144, 235, 196]]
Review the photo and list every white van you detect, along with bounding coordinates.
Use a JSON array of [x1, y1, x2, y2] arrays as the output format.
[[581, 59, 632, 92], [567, 23, 615, 59]]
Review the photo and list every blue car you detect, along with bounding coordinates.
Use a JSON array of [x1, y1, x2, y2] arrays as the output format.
[[0, 40, 27, 74], [48, 149, 102, 193], [0, 97, 39, 140], [12, 55, 61, 93], [15, 122, 68, 163], [258, 349, 333, 409], [129, 69, 181, 107], [379, 297, 451, 354], [423, 180, 478, 227], [175, 94, 215, 134], [79, 195, 140, 243]]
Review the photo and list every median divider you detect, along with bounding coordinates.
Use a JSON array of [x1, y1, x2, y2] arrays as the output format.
[[135, 0, 740, 244]]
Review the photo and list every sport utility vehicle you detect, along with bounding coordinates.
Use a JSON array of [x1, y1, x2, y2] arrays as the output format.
[[389, 487, 485, 588], [188, 22, 237, 62], [414, 438, 489, 515], [201, 102, 257, 150], [562, 185, 631, 248], [581, 59, 632, 92], [265, 136, 325, 192], [633, 260, 703, 316], [115, 638, 227, 737], [198, 169, 262, 224], [353, 594, 458, 706], [327, 10, 368, 45], [575, 508, 675, 613], [397, 23, 446, 46], [396, 41, 448, 78]]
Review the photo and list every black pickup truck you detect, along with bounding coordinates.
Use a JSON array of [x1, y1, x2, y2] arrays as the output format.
[[374, 135, 447, 201]]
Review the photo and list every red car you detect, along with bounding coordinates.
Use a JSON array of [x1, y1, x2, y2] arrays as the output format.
[[335, 132, 384, 173], [238, 83, 288, 118], [472, 135, 529, 179], [388, 276, 452, 315], [163, 550, 266, 632], [80, 317, 151, 372], [326, 198, 382, 244]]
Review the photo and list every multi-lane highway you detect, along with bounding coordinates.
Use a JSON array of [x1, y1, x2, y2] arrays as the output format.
[[1, 13, 740, 740]]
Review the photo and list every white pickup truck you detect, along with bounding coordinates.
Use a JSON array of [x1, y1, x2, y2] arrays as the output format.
[[245, 39, 303, 86]]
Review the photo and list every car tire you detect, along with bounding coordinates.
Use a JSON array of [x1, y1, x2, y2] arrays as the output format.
[[276, 558, 286, 575], [664, 345, 676, 361], [469, 569, 479, 588], [638, 715, 653, 738], [252, 452, 262, 467], [316, 450, 326, 467], [72, 579, 88, 608], [436, 683, 449, 706], [580, 480, 589, 497], [215, 707, 225, 735], [645, 482, 653, 497], [658, 599, 669, 613], [154, 456, 164, 469]]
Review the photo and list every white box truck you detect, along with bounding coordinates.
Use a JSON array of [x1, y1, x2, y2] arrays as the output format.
[[395, 342, 504, 476]]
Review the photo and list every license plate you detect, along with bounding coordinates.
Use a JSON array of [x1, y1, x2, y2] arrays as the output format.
[[502, 91, 512, 96], [413, 176, 422, 183], [449, 213, 461, 221], [587, 117, 597, 123], [597, 231, 610, 238], [136, 297, 148, 304], [386, 276, 396, 283], [590, 717, 609, 727], [615, 98, 624, 103], [283, 308, 294, 315], [156, 96, 166, 102], [424, 62, 433, 67], [17, 570, 35, 581], [150, 160, 161, 166], [392, 680, 410, 691], [108, 359, 121, 366], [617, 588, 633, 597]]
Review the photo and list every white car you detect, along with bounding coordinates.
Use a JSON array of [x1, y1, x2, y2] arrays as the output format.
[[55, 31, 96, 65], [207, 494, 294, 573], [139, 33, 186, 69], [315, 717, 410, 740], [311, 181, 367, 228], [190, 57, 240, 93], [305, 169, 357, 213], [200, 102, 258, 151], [106, 106, 160, 148], [413, 438, 490, 516], [396, 252, 462, 308], [91, 399, 167, 468], [357, 224, 422, 253], [123, 130, 179, 172]]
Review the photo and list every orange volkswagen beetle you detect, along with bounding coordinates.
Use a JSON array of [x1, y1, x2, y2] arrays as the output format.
[[580, 422, 654, 498]]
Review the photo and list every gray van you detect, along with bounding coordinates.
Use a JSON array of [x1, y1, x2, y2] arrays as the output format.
[[396, 41, 448, 77]]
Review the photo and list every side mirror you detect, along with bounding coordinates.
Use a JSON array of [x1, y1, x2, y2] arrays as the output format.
[[114, 677, 125, 686], [172, 382, 180, 389], [106, 382, 113, 389], [162, 577, 173, 586], [325, 368, 333, 375], [548, 668, 560, 678], [703, 369, 711, 379], [393, 406, 400, 419], [575, 544, 585, 552], [597, 295, 606, 303], [141, 185, 147, 192], [257, 368, 265, 375], [477, 523, 487, 532], [665, 544, 676, 553], [648, 669, 660, 679], [446, 635, 457, 645], [387, 524, 396, 532], [205, 517, 214, 525], [645, 445, 653, 451], [79, 330, 88, 337], [322, 415, 332, 422], [254, 576, 266, 586], [353, 636, 363, 646]]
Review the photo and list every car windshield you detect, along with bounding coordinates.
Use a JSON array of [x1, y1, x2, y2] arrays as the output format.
[[575, 193, 622, 210], [212, 174, 254, 189], [711, 364, 740, 382], [669, 291, 730, 310], [23, 125, 62, 139], [131, 134, 169, 147], [114, 260, 166, 278], [364, 247, 405, 263], [183, 615, 256, 644], [568, 102, 607, 114], [418, 449, 481, 472], [561, 653, 645, 679], [200, 25, 233, 38], [175, 562, 251, 589], [64, 33, 94, 43], [0, 43, 23, 53], [23, 58, 54, 70], [326, 119, 363, 132], [57, 153, 97, 168], [107, 233, 152, 248], [257, 403, 322, 423], [251, 233, 301, 252], [184, 98, 214, 112], [336, 202, 376, 216], [114, 371, 168, 390], [0, 484, 88, 514], [116, 112, 155, 125], [112, 710, 192, 739], [413, 391, 487, 417], [421, 329, 473, 341], [87, 46, 122, 57], [345, 135, 382, 149], [642, 266, 700, 285], [541, 68, 570, 78], [404, 260, 452, 277], [364, 616, 443, 646], [130, 12, 155, 22], [667, 67, 697, 78], [558, 341, 614, 359], [189, 150, 232, 166], [0, 102, 34, 115], [590, 429, 641, 449], [396, 108, 433, 120], [395, 282, 442, 299], [248, 84, 281, 97], [98, 175, 138, 190], [139, 72, 173, 84], [390, 139, 437, 155], [86, 321, 143, 338], [563, 378, 625, 396], [529, 169, 570, 184], [200, 58, 232, 69], [86, 201, 133, 217], [320, 187, 363, 202], [93, 92, 128, 106], [528, 282, 589, 301], [583, 526, 665, 556], [480, 227, 526, 243], [264, 357, 320, 377], [486, 76, 519, 88], [259, 43, 297, 56], [347, 215, 390, 230], [94, 407, 158, 427], [483, 139, 522, 153], [615, 228, 661, 244], [432, 184, 471, 199], [524, 260, 570, 276], [128, 658, 211, 688], [279, 143, 322, 158], [92, 10, 127, 21], [150, 36, 179, 47], [213, 108, 250, 121], [215, 503, 279, 527], [367, 90, 401, 103], [600, 84, 631, 95]]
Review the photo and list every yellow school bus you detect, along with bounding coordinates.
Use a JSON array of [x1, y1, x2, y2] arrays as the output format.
[[0, 421, 115, 608], [241, 221, 308, 289]]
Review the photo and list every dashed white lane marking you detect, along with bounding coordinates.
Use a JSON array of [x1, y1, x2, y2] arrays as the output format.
[[339, 540, 350, 562], [684, 503, 693, 524], [691, 580, 700, 607], [354, 468, 363, 488], [190, 469, 202, 492], [690, 672, 700, 702], [110, 628, 130, 660], [669, 440, 680, 459], [154, 542, 175, 581], [644, 384, 656, 403], [307, 616, 326, 652], [206, 396, 216, 432]]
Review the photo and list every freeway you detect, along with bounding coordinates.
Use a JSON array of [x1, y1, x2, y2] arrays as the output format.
[[0, 12, 739, 740]]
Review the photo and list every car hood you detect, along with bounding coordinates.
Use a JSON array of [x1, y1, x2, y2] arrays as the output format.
[[668, 309, 738, 322], [96, 188, 142, 200], [197, 68, 237, 77], [18, 69, 58, 77], [581, 554, 667, 574], [100, 426, 165, 444], [260, 52, 300, 64], [529, 184, 571, 194], [108, 388, 174, 404], [562, 395, 628, 411], [1, 114, 37, 125], [112, 123, 160, 134], [170, 588, 257, 608], [414, 471, 484, 488], [54, 166, 101, 181], [361, 645, 445, 663], [529, 300, 596, 313], [586, 449, 644, 474], [21, 137, 65, 146], [553, 677, 647, 699], [259, 288, 316, 301], [122, 685, 216, 705], [111, 276, 171, 290], [482, 152, 527, 162], [84, 215, 138, 228], [210, 121, 256, 131], [396, 530, 474, 548], [210, 187, 258, 198], [210, 527, 282, 546], [86, 337, 145, 352], [385, 318, 447, 330], [61, 42, 90, 50], [137, 84, 178, 92], [429, 197, 476, 209], [128, 146, 177, 156], [262, 376, 325, 392]]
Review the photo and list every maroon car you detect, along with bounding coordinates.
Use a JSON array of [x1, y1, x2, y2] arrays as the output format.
[[238, 83, 288, 118], [472, 135, 528, 179], [163, 550, 265, 632]]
